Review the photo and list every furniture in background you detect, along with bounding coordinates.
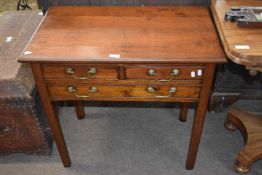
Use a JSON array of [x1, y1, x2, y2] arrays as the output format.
[[37, 0, 211, 14], [0, 11, 52, 154], [211, 0, 262, 173], [19, 6, 226, 169]]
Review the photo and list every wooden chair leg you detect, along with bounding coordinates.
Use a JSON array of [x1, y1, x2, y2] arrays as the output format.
[[179, 103, 189, 122], [74, 101, 85, 120]]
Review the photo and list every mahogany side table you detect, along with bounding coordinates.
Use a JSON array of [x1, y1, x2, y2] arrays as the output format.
[[19, 6, 226, 169]]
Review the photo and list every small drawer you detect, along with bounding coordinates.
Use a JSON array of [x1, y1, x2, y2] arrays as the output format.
[[125, 65, 204, 80], [42, 64, 119, 80], [48, 84, 200, 100]]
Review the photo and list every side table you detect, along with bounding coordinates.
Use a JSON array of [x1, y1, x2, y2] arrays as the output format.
[[19, 6, 226, 169], [211, 0, 262, 173]]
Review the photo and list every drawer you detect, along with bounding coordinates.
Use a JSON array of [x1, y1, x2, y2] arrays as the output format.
[[48, 84, 201, 100], [42, 64, 119, 80], [125, 65, 204, 80]]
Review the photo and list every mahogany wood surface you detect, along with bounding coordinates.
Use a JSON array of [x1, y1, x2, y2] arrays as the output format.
[[47, 84, 201, 99], [186, 64, 216, 169], [211, 0, 262, 67], [125, 65, 204, 80], [20, 6, 225, 63], [225, 108, 262, 173], [19, 6, 226, 169]]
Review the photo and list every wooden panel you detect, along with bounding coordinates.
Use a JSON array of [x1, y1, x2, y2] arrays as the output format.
[[125, 64, 204, 80], [211, 0, 262, 67], [134, 0, 209, 6], [19, 6, 226, 63], [42, 64, 119, 79], [48, 84, 201, 100], [90, 0, 133, 5], [56, 0, 90, 5]]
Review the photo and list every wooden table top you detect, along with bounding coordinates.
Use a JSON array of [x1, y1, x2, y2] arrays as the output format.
[[211, 0, 262, 67], [19, 6, 225, 63]]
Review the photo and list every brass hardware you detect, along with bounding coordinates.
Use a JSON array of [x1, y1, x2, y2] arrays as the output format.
[[67, 86, 97, 98], [147, 69, 157, 76], [88, 68, 96, 75], [171, 69, 180, 76], [65, 67, 97, 80], [0, 126, 11, 136], [147, 87, 156, 93], [148, 68, 180, 82], [89, 86, 98, 93], [65, 67, 74, 74], [147, 87, 176, 98]]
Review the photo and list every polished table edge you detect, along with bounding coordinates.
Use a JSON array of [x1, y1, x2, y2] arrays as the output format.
[[211, 0, 262, 68]]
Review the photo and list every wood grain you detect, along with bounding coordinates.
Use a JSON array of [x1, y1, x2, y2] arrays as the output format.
[[211, 0, 262, 67], [186, 64, 216, 169], [19, 6, 225, 63], [125, 65, 204, 80], [225, 108, 262, 173], [42, 64, 118, 79], [47, 84, 201, 100]]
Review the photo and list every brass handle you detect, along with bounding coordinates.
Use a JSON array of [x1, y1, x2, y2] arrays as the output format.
[[147, 69, 157, 76], [87, 68, 96, 75], [147, 69, 180, 82], [68, 86, 97, 98], [65, 67, 97, 80], [171, 69, 180, 76], [147, 87, 176, 98], [0, 126, 12, 136]]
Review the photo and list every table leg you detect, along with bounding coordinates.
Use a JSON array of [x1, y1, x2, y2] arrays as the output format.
[[186, 64, 215, 169], [74, 101, 85, 119], [31, 64, 71, 167], [179, 103, 189, 122]]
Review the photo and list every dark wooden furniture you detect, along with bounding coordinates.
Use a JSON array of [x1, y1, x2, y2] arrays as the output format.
[[0, 11, 52, 154], [19, 6, 226, 169], [38, 0, 212, 14], [225, 109, 262, 173], [211, 0, 262, 173]]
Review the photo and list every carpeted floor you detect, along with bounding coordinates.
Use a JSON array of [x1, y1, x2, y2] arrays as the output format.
[[0, 100, 261, 175]]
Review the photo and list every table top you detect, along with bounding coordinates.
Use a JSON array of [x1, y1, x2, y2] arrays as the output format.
[[211, 0, 262, 67], [19, 6, 225, 63]]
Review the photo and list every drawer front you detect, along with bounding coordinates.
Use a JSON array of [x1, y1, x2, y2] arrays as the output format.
[[42, 64, 119, 80], [48, 85, 200, 100], [125, 65, 204, 80]]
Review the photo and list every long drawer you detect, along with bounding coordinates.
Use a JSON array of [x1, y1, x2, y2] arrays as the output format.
[[47, 84, 201, 100]]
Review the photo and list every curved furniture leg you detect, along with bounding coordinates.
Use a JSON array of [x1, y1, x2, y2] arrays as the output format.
[[226, 108, 262, 173]]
